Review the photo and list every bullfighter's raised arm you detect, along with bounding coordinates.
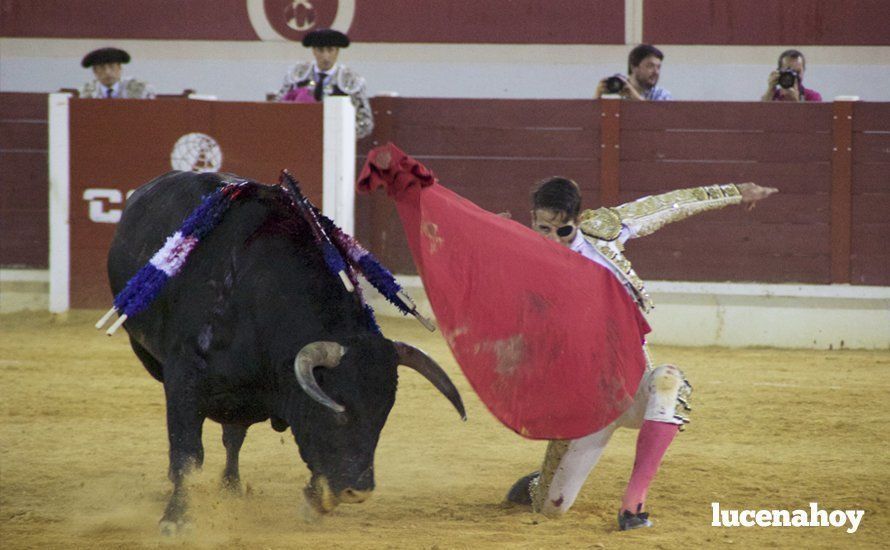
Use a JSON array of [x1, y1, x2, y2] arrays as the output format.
[[578, 183, 778, 242]]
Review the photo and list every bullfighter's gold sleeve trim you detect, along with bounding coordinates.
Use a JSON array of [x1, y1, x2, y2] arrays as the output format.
[[588, 239, 654, 312], [615, 184, 741, 238], [578, 207, 623, 241], [577, 184, 741, 314]]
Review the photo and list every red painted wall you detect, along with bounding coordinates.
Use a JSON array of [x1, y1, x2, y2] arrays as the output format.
[[4, 0, 887, 45], [356, 98, 601, 274], [4, 95, 887, 289], [65, 99, 324, 308], [644, 0, 890, 45], [0, 93, 48, 268], [0, 0, 259, 40], [851, 103, 890, 284], [614, 101, 833, 283], [356, 98, 888, 286], [0, 0, 624, 44], [348, 1, 624, 44]]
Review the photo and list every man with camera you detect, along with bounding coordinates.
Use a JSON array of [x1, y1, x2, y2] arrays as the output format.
[[761, 49, 822, 102], [595, 44, 671, 101]]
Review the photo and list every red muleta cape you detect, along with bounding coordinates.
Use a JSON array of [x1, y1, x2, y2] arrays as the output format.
[[357, 143, 650, 440]]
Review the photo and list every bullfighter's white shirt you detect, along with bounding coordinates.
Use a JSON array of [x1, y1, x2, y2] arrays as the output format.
[[569, 226, 635, 285]]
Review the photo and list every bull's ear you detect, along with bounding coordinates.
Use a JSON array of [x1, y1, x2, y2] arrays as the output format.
[[294, 341, 347, 413], [392, 341, 466, 421]]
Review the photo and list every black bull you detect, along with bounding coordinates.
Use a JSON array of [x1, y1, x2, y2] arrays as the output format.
[[107, 171, 465, 533]]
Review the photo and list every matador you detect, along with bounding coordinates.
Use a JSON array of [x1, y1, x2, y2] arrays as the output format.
[[506, 177, 778, 530]]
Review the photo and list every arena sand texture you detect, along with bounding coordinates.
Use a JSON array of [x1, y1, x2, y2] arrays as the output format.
[[1, 310, 887, 549]]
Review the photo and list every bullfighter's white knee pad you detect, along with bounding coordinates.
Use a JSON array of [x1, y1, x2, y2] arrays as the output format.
[[643, 364, 692, 426]]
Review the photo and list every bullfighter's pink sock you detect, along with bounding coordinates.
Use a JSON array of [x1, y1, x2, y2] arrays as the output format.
[[621, 420, 679, 514]]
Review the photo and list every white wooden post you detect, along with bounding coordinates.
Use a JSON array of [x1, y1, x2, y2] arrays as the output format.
[[322, 96, 356, 236], [48, 92, 71, 313]]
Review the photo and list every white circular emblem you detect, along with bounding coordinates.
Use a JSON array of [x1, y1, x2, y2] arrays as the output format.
[[285, 0, 316, 31], [245, 0, 355, 41], [170, 133, 223, 173]]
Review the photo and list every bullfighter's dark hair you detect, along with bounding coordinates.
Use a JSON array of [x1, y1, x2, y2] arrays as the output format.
[[531, 177, 581, 220], [627, 44, 664, 74]]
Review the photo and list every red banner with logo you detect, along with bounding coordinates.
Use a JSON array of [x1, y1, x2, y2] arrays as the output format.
[[67, 98, 323, 308]]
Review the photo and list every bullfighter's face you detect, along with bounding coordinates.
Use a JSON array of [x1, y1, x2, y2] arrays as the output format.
[[312, 46, 340, 72], [532, 208, 578, 248], [92, 62, 122, 88]]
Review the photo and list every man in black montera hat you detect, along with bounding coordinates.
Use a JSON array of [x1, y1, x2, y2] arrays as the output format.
[[275, 29, 374, 139], [80, 47, 155, 99]]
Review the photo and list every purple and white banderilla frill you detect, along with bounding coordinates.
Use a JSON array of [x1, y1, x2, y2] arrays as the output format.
[[96, 173, 433, 336], [280, 170, 434, 331], [95, 180, 249, 335]]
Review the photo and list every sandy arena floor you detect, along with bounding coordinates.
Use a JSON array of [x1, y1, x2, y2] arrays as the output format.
[[1, 310, 887, 549]]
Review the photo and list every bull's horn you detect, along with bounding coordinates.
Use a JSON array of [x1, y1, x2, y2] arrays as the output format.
[[393, 342, 466, 421], [294, 342, 347, 413]]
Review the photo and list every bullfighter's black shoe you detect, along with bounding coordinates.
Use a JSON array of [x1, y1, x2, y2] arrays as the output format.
[[505, 471, 540, 506], [618, 509, 653, 530]]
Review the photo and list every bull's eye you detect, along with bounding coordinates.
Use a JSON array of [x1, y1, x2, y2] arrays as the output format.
[[334, 411, 349, 426]]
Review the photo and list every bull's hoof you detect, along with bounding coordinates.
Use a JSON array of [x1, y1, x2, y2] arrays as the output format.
[[158, 518, 192, 536], [303, 477, 339, 515], [299, 496, 327, 523], [338, 488, 371, 504], [159, 493, 191, 536], [220, 475, 242, 496], [505, 471, 540, 507]]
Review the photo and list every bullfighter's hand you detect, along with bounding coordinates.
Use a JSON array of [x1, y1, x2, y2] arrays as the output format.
[[737, 182, 779, 211]]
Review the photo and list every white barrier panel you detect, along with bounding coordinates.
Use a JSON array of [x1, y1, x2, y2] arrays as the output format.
[[365, 277, 890, 350], [644, 282, 890, 350], [48, 93, 71, 313], [323, 97, 357, 236]]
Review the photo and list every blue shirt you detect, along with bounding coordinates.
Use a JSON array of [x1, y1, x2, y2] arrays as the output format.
[[644, 86, 672, 101]]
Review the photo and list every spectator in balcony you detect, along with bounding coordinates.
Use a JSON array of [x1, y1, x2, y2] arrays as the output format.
[[761, 49, 822, 102], [595, 44, 672, 101], [275, 28, 374, 139], [80, 48, 155, 99]]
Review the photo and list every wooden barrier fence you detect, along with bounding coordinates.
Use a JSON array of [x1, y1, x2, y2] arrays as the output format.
[[2, 93, 887, 287], [356, 97, 889, 286]]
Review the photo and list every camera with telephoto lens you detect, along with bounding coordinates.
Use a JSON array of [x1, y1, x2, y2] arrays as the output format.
[[777, 69, 799, 89], [604, 75, 626, 94]]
